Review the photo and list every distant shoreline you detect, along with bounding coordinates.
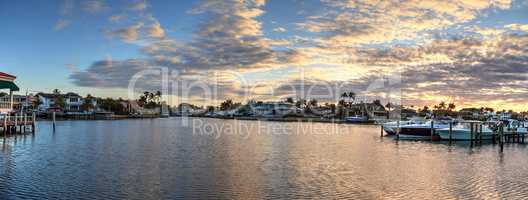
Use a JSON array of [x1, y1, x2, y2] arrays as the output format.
[[36, 114, 384, 125]]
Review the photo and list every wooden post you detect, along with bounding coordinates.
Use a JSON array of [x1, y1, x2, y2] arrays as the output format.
[[470, 122, 474, 146], [492, 125, 496, 144], [479, 123, 483, 144], [9, 90, 13, 111], [3, 114, 6, 135], [449, 121, 453, 142], [499, 124, 504, 153], [430, 120, 434, 141], [32, 112, 36, 133], [52, 112, 56, 132], [396, 120, 400, 140], [14, 114, 18, 133], [380, 125, 384, 137]]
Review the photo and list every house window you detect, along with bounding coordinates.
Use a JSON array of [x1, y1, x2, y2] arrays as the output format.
[[70, 98, 79, 102]]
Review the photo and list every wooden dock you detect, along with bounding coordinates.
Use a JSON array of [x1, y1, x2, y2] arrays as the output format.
[[1, 113, 36, 135], [382, 120, 526, 153]]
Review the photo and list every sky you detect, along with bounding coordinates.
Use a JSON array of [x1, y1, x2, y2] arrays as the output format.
[[1, 0, 528, 111]]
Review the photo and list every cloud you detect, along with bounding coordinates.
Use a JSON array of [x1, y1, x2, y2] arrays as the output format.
[[505, 23, 528, 32], [109, 14, 125, 23], [54, 19, 71, 31], [105, 22, 144, 43], [272, 27, 287, 32], [128, 1, 148, 11], [82, 0, 109, 14], [145, 21, 165, 38], [298, 0, 512, 46], [69, 0, 527, 110], [72, 0, 301, 101], [70, 58, 152, 88]]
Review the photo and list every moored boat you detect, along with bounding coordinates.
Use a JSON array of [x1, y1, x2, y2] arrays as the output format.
[[396, 120, 451, 140], [345, 115, 373, 123], [437, 124, 494, 140], [382, 117, 425, 136]]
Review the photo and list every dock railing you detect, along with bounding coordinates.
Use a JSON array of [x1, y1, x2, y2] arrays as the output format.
[[0, 101, 10, 109], [1, 112, 36, 135]]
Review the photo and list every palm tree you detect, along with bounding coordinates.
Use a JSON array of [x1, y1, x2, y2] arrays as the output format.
[[155, 91, 162, 103], [439, 101, 446, 110], [348, 92, 356, 102], [53, 89, 61, 95], [448, 103, 456, 111]]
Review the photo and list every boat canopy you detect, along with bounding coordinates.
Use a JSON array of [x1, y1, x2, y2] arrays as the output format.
[[0, 80, 20, 91]]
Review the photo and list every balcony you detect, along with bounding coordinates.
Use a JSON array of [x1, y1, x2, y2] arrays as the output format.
[[0, 101, 10, 109]]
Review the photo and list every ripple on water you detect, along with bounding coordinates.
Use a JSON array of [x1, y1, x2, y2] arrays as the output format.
[[1, 119, 528, 199]]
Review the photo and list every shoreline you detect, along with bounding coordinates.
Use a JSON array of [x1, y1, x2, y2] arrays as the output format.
[[36, 114, 384, 125]]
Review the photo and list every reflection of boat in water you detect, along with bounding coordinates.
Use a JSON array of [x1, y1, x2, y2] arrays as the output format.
[[345, 115, 374, 123], [437, 123, 494, 140]]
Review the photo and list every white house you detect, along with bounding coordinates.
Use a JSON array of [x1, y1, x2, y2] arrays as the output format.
[[0, 94, 32, 111], [36, 92, 96, 113], [249, 102, 297, 117], [64, 92, 83, 111]]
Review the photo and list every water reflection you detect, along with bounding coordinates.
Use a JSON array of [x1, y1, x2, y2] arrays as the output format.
[[1, 118, 527, 199]]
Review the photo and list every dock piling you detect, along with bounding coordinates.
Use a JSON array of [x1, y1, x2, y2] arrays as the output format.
[[430, 120, 434, 141], [32, 112, 36, 133], [499, 125, 504, 153], [396, 120, 400, 140], [479, 123, 483, 144], [52, 112, 56, 132], [448, 122, 453, 143]]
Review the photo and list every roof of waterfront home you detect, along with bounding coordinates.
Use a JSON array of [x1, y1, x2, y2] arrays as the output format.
[[64, 92, 82, 97], [0, 72, 16, 79], [36, 93, 62, 99], [37, 92, 83, 99], [0, 72, 19, 91]]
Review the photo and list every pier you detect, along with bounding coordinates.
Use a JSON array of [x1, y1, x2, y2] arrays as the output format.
[[382, 120, 526, 153], [0, 113, 36, 135]]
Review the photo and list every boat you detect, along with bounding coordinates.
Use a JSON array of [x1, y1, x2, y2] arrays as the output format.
[[345, 115, 373, 123], [437, 123, 494, 140], [382, 117, 426, 136], [504, 119, 528, 135], [396, 120, 451, 140]]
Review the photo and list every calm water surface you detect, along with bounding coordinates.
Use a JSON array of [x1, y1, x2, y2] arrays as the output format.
[[1, 118, 528, 199]]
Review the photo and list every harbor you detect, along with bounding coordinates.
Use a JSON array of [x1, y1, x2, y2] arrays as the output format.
[[1, 118, 528, 199]]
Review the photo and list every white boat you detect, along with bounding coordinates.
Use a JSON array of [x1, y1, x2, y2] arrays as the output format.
[[382, 117, 426, 136], [504, 119, 528, 135], [396, 120, 450, 140], [345, 115, 372, 123], [437, 123, 494, 140]]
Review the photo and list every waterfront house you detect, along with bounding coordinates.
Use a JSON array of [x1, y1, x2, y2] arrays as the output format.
[[174, 103, 201, 116], [0, 94, 33, 112], [35, 93, 59, 112], [36, 92, 96, 113], [459, 108, 481, 120], [346, 102, 387, 118], [64, 92, 83, 111], [0, 72, 20, 114], [249, 102, 297, 117]]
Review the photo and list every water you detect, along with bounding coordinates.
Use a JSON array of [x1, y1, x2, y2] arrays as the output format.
[[1, 118, 528, 199]]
